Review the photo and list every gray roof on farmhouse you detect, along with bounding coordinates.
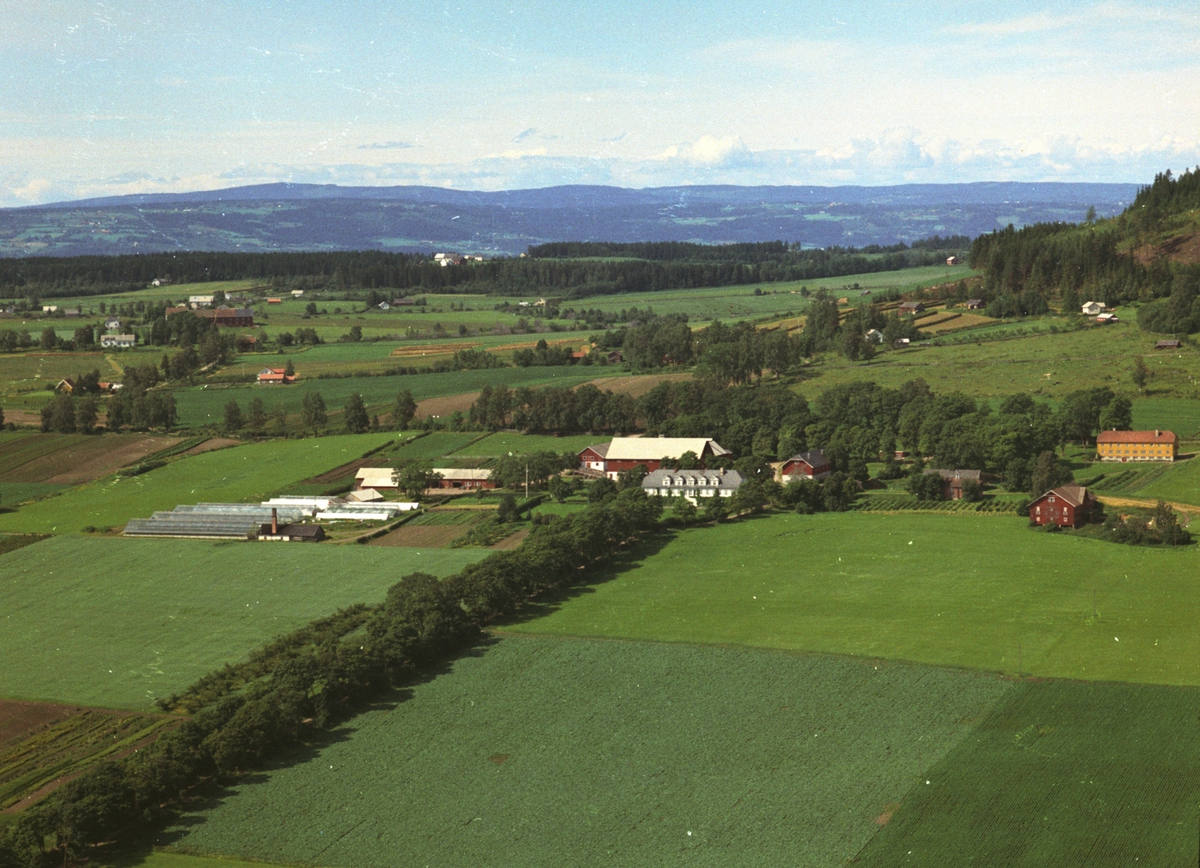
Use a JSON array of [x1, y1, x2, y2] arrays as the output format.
[[642, 468, 743, 490]]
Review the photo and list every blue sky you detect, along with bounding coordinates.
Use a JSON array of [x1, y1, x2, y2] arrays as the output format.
[[2, 0, 1198, 205]]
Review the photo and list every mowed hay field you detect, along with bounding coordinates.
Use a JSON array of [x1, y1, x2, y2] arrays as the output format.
[[511, 512, 1200, 687], [0, 433, 395, 534], [165, 635, 1012, 868], [0, 536, 487, 710]]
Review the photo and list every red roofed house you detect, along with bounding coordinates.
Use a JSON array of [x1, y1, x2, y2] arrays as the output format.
[[578, 437, 731, 480], [256, 367, 295, 385], [1029, 484, 1095, 528], [780, 450, 833, 481], [1095, 429, 1177, 462]]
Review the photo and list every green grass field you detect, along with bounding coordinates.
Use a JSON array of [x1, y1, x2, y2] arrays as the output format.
[[0, 536, 487, 709], [172, 368, 605, 428], [855, 680, 1200, 865], [510, 512, 1200, 687], [802, 318, 1200, 402], [563, 264, 971, 323], [0, 433, 395, 534], [450, 431, 602, 457], [164, 634, 1011, 868]]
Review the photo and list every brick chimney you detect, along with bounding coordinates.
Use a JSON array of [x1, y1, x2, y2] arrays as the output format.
[[271, 508, 278, 535]]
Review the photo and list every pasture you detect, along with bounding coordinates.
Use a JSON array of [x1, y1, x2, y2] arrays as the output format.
[[0, 536, 487, 710], [855, 679, 1200, 865], [510, 512, 1200, 687], [451, 432, 601, 457], [0, 433, 394, 534], [172, 368, 604, 428], [804, 318, 1200, 403], [164, 635, 1012, 868]]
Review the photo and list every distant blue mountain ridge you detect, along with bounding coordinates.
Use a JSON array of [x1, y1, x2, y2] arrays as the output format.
[[0, 181, 1141, 257]]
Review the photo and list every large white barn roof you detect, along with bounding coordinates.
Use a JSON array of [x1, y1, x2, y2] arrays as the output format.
[[604, 437, 730, 461]]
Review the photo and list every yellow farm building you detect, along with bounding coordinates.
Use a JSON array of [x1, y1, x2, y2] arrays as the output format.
[[1095, 429, 1177, 462]]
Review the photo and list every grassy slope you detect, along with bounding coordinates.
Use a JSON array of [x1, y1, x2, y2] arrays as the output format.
[[0, 536, 486, 710], [855, 680, 1200, 866], [450, 431, 603, 457], [0, 433, 395, 534], [510, 512, 1200, 687], [164, 635, 1011, 868], [803, 318, 1200, 402], [172, 368, 603, 428]]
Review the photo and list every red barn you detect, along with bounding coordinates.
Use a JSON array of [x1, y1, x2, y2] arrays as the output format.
[[1029, 484, 1094, 528], [780, 450, 832, 481]]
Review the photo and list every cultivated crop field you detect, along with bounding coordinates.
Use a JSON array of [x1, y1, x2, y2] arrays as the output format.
[[855, 679, 1200, 865], [164, 634, 1012, 868], [511, 512, 1200, 687], [0, 536, 487, 710], [172, 367, 605, 428], [0, 432, 176, 486], [0, 433, 395, 534], [0, 701, 173, 811]]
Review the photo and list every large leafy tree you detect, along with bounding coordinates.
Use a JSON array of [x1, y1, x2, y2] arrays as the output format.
[[343, 391, 369, 434], [301, 391, 327, 435]]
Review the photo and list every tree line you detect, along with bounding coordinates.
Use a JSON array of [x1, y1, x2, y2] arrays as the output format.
[[0, 238, 968, 303]]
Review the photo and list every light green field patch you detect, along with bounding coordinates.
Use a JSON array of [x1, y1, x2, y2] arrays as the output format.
[[0, 433, 394, 534], [0, 536, 486, 709], [173, 368, 603, 428], [512, 512, 1200, 687], [165, 635, 1012, 868], [450, 432, 603, 457], [856, 680, 1200, 865]]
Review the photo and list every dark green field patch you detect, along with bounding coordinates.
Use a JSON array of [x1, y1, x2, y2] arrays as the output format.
[[854, 680, 1200, 866], [165, 636, 1012, 868]]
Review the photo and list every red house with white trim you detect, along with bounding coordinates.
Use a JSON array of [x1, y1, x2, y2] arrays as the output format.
[[1029, 484, 1095, 528], [780, 450, 833, 481]]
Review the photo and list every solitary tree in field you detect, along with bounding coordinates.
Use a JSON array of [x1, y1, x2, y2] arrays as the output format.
[[343, 391, 369, 434], [393, 389, 417, 430], [223, 399, 244, 434], [247, 397, 266, 434], [301, 391, 327, 435], [284, 358, 295, 378], [1131, 357, 1150, 393]]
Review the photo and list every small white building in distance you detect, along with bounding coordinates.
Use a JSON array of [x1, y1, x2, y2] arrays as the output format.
[[100, 334, 137, 349], [1081, 301, 1106, 316]]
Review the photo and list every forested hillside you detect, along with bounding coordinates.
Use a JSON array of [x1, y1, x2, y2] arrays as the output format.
[[0, 238, 965, 302], [969, 167, 1200, 332]]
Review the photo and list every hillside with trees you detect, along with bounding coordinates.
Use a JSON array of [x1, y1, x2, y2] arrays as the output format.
[[969, 167, 1200, 332]]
